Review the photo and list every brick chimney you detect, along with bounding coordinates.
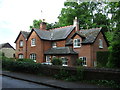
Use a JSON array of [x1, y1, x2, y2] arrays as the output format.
[[73, 17, 79, 31], [40, 19, 47, 30]]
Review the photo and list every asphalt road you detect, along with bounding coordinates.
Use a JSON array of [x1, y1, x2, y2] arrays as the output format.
[[2, 76, 57, 89]]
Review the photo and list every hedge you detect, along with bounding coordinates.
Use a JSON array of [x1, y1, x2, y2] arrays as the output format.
[[96, 51, 110, 67]]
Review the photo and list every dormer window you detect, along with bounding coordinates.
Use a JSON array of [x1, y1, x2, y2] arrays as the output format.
[[73, 39, 81, 48], [52, 42, 57, 48], [31, 38, 36, 46], [99, 39, 103, 49], [19, 40, 23, 47]]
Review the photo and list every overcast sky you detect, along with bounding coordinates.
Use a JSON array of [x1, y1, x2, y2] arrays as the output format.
[[0, 0, 65, 48]]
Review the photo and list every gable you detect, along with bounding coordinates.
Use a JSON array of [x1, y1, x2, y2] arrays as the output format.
[[0, 43, 15, 50], [15, 31, 30, 43]]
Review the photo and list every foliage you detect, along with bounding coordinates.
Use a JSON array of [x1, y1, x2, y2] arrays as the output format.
[[16, 58, 35, 63], [76, 58, 83, 66], [30, 19, 61, 30], [76, 66, 84, 80], [51, 58, 62, 66], [107, 2, 120, 68], [84, 80, 120, 88], [2, 59, 41, 74], [96, 51, 110, 67], [58, 1, 110, 29]]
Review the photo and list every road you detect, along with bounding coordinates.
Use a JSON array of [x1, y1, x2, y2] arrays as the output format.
[[2, 76, 57, 89]]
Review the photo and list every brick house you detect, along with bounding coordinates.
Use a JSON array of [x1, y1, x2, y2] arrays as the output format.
[[15, 17, 108, 67]]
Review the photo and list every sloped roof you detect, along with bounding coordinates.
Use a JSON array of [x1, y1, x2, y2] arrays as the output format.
[[0, 43, 15, 50], [44, 47, 78, 55], [80, 28, 101, 44], [70, 28, 102, 44], [15, 31, 30, 43], [31, 25, 75, 41]]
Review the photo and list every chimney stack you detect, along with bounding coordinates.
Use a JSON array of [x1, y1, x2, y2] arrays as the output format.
[[73, 17, 79, 31], [40, 19, 47, 30]]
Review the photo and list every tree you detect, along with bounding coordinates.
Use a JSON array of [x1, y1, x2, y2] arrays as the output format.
[[30, 19, 61, 30], [107, 1, 120, 68], [58, 1, 109, 29]]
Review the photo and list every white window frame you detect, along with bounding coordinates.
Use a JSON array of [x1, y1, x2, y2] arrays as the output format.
[[30, 53, 36, 62], [52, 42, 57, 48], [31, 38, 36, 46], [79, 57, 87, 66], [73, 39, 81, 48], [61, 57, 68, 66], [46, 55, 51, 63], [19, 40, 23, 47], [99, 39, 103, 49], [18, 54, 24, 59], [52, 56, 56, 59]]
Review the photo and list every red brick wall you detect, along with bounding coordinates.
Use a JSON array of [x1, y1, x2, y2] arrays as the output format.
[[91, 32, 108, 66], [15, 34, 27, 59], [27, 31, 43, 63], [73, 35, 92, 67]]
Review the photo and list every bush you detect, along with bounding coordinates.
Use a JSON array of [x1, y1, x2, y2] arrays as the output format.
[[96, 51, 110, 67], [2, 59, 41, 74], [51, 58, 62, 65], [76, 58, 83, 66], [16, 58, 35, 63]]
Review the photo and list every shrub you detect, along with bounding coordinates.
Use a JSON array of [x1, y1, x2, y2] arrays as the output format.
[[76, 58, 83, 66], [2, 59, 41, 74], [96, 51, 110, 67], [16, 58, 35, 63], [76, 66, 84, 80], [51, 58, 62, 65]]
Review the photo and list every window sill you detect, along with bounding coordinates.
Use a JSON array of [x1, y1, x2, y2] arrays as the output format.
[[31, 45, 36, 47], [73, 46, 81, 48], [99, 46, 103, 49]]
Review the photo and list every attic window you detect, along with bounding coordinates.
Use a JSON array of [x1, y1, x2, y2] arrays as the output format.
[[73, 39, 81, 48], [99, 39, 103, 49], [52, 42, 57, 48], [19, 40, 23, 47], [31, 38, 36, 46]]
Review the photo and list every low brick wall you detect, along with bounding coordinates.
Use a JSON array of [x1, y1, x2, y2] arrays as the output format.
[[40, 65, 120, 82]]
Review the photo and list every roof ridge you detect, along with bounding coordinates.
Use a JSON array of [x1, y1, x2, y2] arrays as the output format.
[[49, 25, 73, 31]]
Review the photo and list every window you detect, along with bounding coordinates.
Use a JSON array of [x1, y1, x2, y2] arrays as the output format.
[[18, 54, 24, 59], [52, 42, 57, 48], [73, 39, 81, 48], [61, 57, 68, 66], [19, 40, 23, 47], [46, 55, 51, 63], [99, 39, 103, 49], [52, 56, 56, 59], [31, 38, 36, 46], [30, 53, 36, 62], [79, 57, 87, 66]]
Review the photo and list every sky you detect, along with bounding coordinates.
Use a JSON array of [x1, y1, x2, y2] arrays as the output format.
[[0, 0, 65, 48]]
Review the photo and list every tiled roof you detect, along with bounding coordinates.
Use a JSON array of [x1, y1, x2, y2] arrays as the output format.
[[69, 28, 102, 44], [33, 25, 75, 40], [80, 28, 101, 44], [21, 31, 30, 39], [0, 43, 15, 50], [14, 31, 30, 43], [44, 47, 78, 55]]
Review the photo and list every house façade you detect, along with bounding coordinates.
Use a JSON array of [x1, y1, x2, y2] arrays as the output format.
[[15, 17, 109, 67]]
